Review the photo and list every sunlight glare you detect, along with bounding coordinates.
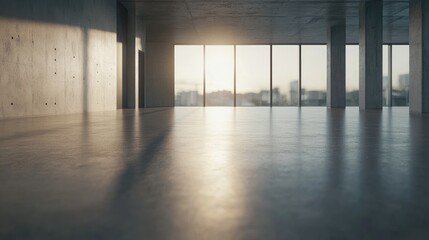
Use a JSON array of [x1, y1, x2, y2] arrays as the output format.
[[205, 45, 234, 93]]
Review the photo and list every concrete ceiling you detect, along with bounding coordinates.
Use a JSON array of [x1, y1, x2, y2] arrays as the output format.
[[120, 0, 409, 44]]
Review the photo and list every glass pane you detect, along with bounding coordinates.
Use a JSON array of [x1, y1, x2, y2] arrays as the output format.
[[205, 45, 234, 106], [174, 45, 204, 106], [236, 45, 271, 106], [392, 45, 409, 106], [383, 45, 390, 106], [272, 45, 299, 106], [301, 45, 327, 106], [346, 45, 359, 106]]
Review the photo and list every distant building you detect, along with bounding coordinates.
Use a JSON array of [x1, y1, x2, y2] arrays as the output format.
[[236, 89, 270, 106], [289, 80, 299, 106], [398, 74, 409, 91], [383, 76, 390, 105], [272, 87, 286, 106], [302, 90, 326, 106], [175, 91, 202, 106], [392, 74, 409, 106], [346, 90, 359, 106], [206, 90, 234, 106]]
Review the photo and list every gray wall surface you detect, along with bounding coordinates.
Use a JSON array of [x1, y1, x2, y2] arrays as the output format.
[[359, 0, 383, 110], [145, 42, 174, 107], [0, 0, 117, 119], [117, 1, 127, 109], [124, 9, 146, 109], [327, 25, 346, 109], [409, 0, 429, 114]]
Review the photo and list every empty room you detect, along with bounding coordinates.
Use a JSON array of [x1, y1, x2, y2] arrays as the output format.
[[1, 0, 429, 239]]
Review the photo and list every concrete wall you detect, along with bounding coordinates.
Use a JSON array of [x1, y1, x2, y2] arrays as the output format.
[[0, 0, 117, 119], [359, 0, 383, 110], [134, 18, 146, 108], [327, 25, 346, 108], [117, 1, 127, 109], [409, 0, 429, 113], [145, 42, 174, 107], [123, 8, 146, 109]]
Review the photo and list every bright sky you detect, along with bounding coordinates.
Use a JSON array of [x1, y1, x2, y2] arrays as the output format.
[[174, 45, 204, 93], [346, 45, 359, 91], [392, 45, 409, 89], [383, 45, 390, 81], [205, 45, 234, 93], [236, 45, 270, 93], [272, 45, 299, 94], [301, 45, 327, 91]]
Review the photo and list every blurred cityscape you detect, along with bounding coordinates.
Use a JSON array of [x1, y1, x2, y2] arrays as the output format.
[[176, 74, 409, 107], [384, 74, 409, 106]]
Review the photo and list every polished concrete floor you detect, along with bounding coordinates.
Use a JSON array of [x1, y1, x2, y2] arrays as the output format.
[[1, 107, 429, 239]]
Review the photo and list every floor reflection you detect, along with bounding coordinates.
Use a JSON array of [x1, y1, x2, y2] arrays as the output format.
[[1, 107, 429, 239], [166, 108, 246, 239]]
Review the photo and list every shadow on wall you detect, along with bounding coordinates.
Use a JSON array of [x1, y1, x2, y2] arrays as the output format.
[[0, 0, 117, 119]]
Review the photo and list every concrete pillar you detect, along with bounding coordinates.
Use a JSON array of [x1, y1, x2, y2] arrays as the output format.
[[409, 0, 429, 114], [327, 25, 346, 108], [117, 2, 128, 109], [145, 42, 175, 107], [124, 8, 146, 109], [359, 0, 383, 110], [124, 7, 137, 109]]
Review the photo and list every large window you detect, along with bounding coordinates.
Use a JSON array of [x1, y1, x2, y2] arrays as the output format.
[[236, 45, 271, 106], [392, 45, 409, 106], [272, 45, 299, 106], [174, 44, 409, 107], [383, 45, 390, 106], [205, 45, 234, 106], [301, 45, 327, 106], [346, 45, 359, 106], [174, 45, 204, 106]]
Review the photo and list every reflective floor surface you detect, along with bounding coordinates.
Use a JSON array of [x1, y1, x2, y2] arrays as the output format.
[[1, 107, 429, 239]]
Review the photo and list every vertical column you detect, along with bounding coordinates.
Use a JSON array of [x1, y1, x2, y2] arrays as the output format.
[[359, 0, 383, 110], [409, 0, 429, 114], [145, 42, 174, 107], [124, 8, 145, 108], [125, 7, 137, 109], [327, 25, 346, 108]]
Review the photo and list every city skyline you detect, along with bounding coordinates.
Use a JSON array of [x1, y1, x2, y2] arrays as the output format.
[[175, 72, 409, 107]]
